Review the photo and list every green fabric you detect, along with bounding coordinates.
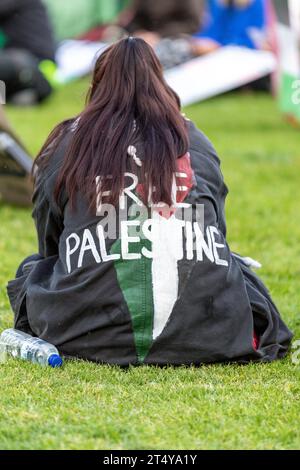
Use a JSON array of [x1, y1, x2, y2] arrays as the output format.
[[39, 60, 59, 88], [42, 0, 130, 41], [111, 219, 154, 363], [279, 72, 300, 123], [0, 29, 7, 48]]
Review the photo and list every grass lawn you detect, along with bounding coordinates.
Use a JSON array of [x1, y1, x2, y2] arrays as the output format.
[[0, 82, 299, 450]]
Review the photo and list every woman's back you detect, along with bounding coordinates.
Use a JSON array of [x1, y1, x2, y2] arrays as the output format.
[[26, 117, 229, 363], [7, 38, 292, 365]]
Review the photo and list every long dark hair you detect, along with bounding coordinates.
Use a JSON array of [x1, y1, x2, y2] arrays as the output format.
[[34, 37, 189, 209]]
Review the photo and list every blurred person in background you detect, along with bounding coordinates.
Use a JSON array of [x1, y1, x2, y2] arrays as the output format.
[[115, 0, 272, 71], [192, 0, 272, 55], [0, 0, 56, 105], [115, 0, 204, 69], [123, 0, 204, 42]]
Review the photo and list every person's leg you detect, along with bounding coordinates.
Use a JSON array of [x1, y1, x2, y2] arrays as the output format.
[[9, 254, 43, 335], [15, 254, 43, 278], [0, 48, 52, 104]]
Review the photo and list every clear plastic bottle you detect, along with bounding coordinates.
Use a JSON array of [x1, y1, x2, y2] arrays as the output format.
[[0, 328, 63, 367]]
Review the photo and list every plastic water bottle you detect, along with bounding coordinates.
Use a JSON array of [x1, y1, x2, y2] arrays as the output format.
[[0, 328, 63, 368]]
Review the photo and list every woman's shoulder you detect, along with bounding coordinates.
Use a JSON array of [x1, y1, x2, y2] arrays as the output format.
[[185, 117, 221, 166], [36, 118, 77, 179], [33, 118, 77, 206], [184, 117, 228, 198]]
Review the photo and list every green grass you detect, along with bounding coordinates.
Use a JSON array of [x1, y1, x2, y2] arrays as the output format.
[[1, 83, 300, 450]]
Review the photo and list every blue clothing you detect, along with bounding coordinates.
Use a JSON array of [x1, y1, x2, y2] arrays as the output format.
[[194, 0, 267, 49]]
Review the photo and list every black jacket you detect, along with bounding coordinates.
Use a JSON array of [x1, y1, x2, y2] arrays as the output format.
[[7, 119, 293, 365], [0, 0, 55, 61]]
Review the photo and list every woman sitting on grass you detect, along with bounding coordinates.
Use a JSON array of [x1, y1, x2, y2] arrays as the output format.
[[7, 38, 292, 365]]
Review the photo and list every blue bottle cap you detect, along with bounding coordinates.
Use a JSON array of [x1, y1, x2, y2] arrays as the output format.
[[48, 354, 63, 368]]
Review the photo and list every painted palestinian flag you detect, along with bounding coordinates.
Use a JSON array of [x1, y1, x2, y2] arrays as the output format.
[[111, 152, 195, 362]]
